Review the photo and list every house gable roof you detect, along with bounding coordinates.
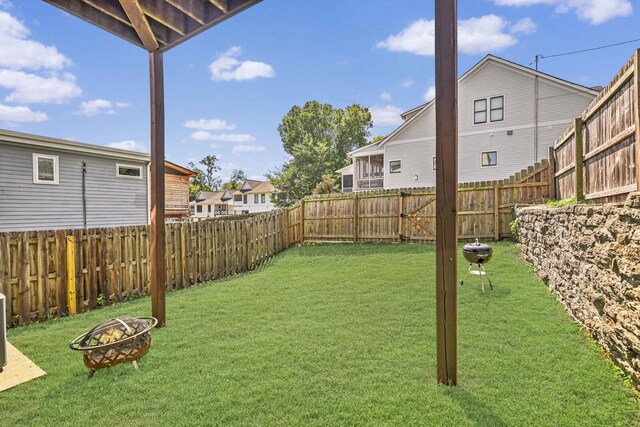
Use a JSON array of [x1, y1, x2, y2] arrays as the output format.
[[376, 54, 599, 149], [192, 190, 234, 205]]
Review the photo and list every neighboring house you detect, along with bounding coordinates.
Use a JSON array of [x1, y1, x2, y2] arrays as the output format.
[[190, 190, 234, 218], [339, 55, 599, 191], [165, 161, 197, 219], [232, 180, 275, 214], [0, 129, 193, 232]]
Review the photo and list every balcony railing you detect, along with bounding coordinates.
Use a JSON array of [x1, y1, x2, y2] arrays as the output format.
[[355, 178, 384, 190]]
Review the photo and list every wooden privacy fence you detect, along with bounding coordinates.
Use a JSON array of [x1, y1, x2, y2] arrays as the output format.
[[552, 49, 639, 203], [286, 161, 551, 245], [0, 210, 286, 326]]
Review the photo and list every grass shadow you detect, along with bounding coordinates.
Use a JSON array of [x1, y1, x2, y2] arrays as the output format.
[[445, 386, 508, 427]]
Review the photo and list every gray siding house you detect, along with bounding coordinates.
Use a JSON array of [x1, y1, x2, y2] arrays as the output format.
[[0, 129, 150, 232], [340, 55, 599, 191]]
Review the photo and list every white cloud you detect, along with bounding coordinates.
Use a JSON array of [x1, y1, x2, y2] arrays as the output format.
[[0, 103, 47, 122], [0, 70, 81, 104], [209, 46, 275, 81], [376, 15, 518, 56], [190, 130, 256, 143], [0, 11, 71, 70], [511, 17, 538, 34], [424, 85, 436, 102], [400, 79, 414, 89], [380, 91, 392, 101], [108, 140, 148, 153], [493, 0, 632, 25], [232, 145, 266, 153], [74, 98, 129, 116], [370, 105, 403, 127], [183, 118, 236, 131]]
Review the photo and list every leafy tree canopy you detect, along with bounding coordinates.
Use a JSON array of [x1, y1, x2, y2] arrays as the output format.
[[223, 169, 248, 190], [312, 174, 341, 195], [188, 154, 222, 198], [270, 101, 372, 205]]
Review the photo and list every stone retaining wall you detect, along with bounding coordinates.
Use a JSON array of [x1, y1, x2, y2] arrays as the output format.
[[515, 194, 640, 387]]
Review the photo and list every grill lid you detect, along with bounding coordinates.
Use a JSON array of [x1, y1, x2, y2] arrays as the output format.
[[462, 238, 493, 254]]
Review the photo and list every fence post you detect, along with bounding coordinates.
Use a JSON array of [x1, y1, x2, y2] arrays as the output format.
[[283, 208, 289, 248], [397, 192, 403, 242], [353, 193, 358, 243], [548, 146, 557, 200], [300, 199, 305, 244], [574, 117, 584, 201], [493, 183, 500, 241], [634, 49, 640, 190], [66, 235, 77, 316]]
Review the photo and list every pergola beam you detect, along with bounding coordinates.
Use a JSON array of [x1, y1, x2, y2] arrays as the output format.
[[139, 0, 198, 36], [435, 0, 458, 385], [119, 0, 159, 51], [165, 0, 207, 25], [209, 0, 228, 13], [44, 0, 144, 48]]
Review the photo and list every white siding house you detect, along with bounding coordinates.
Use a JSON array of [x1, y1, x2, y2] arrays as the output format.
[[190, 190, 234, 218], [341, 55, 599, 191], [232, 180, 275, 214]]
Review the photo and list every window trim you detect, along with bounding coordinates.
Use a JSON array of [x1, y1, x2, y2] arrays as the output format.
[[473, 95, 505, 125], [489, 95, 505, 123], [481, 150, 498, 167], [254, 194, 259, 204], [261, 194, 266, 203], [243, 195, 248, 204], [33, 153, 59, 185], [116, 163, 143, 179], [196, 205, 203, 213], [389, 159, 402, 174], [473, 99, 487, 125]]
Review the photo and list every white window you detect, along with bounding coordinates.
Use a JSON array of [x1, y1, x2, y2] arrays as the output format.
[[196, 205, 203, 213], [432, 157, 436, 170], [261, 194, 266, 203], [490, 96, 504, 122], [243, 195, 248, 204], [473, 99, 487, 124], [389, 160, 401, 174], [254, 194, 259, 203], [482, 151, 498, 167], [33, 153, 59, 185], [475, 96, 504, 124], [116, 163, 142, 179]]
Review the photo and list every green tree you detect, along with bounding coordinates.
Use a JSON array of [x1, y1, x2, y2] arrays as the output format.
[[223, 169, 247, 190], [188, 155, 222, 198], [270, 101, 372, 205], [312, 174, 340, 195], [371, 135, 386, 144]]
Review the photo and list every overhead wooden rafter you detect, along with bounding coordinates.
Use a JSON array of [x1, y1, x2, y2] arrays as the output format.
[[43, 0, 261, 52]]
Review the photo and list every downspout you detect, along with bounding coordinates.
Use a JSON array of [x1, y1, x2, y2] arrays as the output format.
[[534, 54, 540, 163], [147, 163, 151, 225], [82, 161, 87, 228]]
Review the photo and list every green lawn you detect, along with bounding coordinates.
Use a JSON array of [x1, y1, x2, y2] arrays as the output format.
[[2, 243, 638, 426]]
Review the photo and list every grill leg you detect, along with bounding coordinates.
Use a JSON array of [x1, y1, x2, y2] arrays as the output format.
[[132, 360, 139, 370], [88, 369, 95, 379], [479, 264, 485, 293], [459, 264, 473, 286]]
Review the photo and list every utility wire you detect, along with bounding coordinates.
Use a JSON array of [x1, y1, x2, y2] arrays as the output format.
[[531, 37, 640, 65]]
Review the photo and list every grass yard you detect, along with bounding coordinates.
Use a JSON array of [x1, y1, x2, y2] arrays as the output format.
[[2, 243, 638, 426]]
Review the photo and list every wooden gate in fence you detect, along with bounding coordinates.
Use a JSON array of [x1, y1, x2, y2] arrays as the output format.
[[0, 210, 286, 326], [286, 161, 551, 245]]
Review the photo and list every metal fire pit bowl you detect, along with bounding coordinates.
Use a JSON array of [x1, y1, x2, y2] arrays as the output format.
[[70, 316, 157, 377]]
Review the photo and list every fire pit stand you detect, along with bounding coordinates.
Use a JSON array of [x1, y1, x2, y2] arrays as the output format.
[[459, 239, 494, 293], [69, 316, 157, 378]]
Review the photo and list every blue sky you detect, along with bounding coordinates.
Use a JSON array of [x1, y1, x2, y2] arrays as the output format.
[[0, 0, 636, 181]]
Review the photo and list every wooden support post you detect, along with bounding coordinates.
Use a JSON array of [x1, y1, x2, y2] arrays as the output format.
[[66, 235, 77, 316], [548, 146, 557, 200], [634, 49, 640, 191], [300, 199, 305, 245], [353, 193, 359, 243], [397, 192, 403, 242], [150, 50, 166, 328], [435, 0, 458, 386], [574, 117, 584, 202], [493, 184, 500, 241]]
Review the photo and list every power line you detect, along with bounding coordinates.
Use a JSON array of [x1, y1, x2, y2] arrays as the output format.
[[535, 37, 640, 63]]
